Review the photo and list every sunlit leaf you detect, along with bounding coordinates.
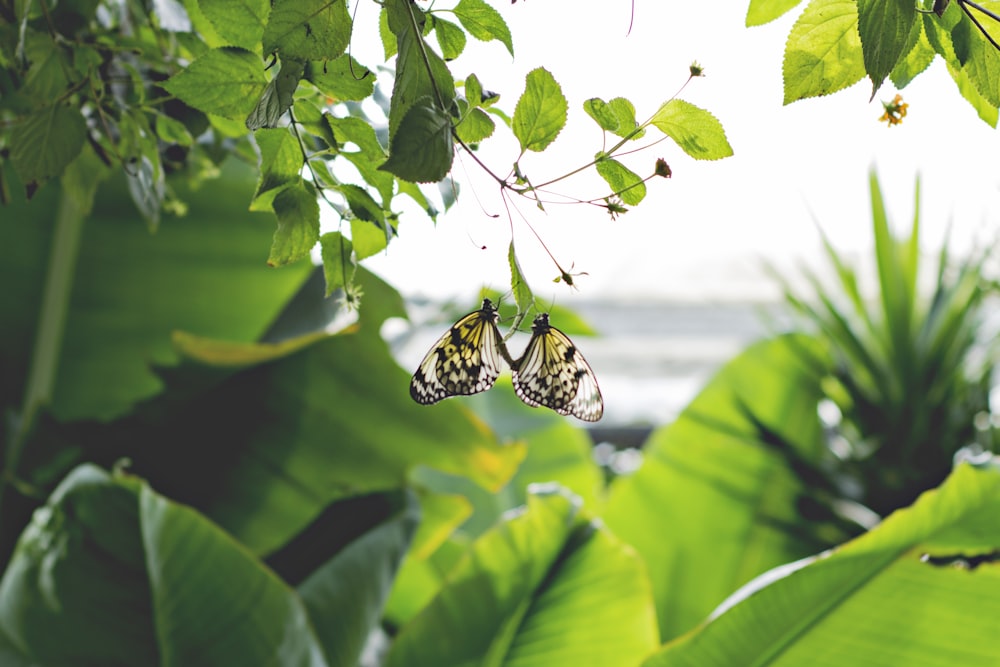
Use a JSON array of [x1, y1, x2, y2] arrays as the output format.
[[454, 0, 514, 56], [199, 0, 268, 50], [857, 0, 916, 96], [268, 180, 320, 267], [746, 0, 804, 26], [262, 0, 352, 61], [162, 47, 267, 119], [8, 104, 86, 196], [651, 99, 733, 160], [595, 158, 646, 205], [380, 100, 454, 183], [512, 67, 567, 153]]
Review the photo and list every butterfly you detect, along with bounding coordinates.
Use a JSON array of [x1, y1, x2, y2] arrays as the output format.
[[512, 313, 604, 422], [410, 298, 512, 405]]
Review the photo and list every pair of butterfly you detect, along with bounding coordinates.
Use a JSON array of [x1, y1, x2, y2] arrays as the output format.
[[410, 298, 604, 422]]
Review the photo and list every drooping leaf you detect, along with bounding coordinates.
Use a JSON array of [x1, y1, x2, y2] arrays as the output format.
[[595, 158, 646, 205], [350, 218, 389, 260], [319, 232, 355, 296], [783, 0, 867, 103], [453, 0, 514, 56], [433, 16, 467, 60], [650, 99, 733, 160], [327, 115, 393, 204], [890, 21, 937, 88], [252, 128, 304, 211], [380, 100, 454, 183], [583, 97, 621, 133], [454, 106, 495, 143], [246, 57, 306, 130], [508, 241, 534, 319], [199, 0, 269, 50], [262, 0, 353, 61], [512, 67, 567, 153], [268, 180, 320, 266], [947, 61, 999, 126], [162, 47, 267, 119], [857, 0, 916, 96], [8, 104, 86, 196], [644, 461, 1000, 666]]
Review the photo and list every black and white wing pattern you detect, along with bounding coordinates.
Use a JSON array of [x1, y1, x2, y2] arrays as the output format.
[[410, 298, 507, 405], [512, 313, 604, 422]]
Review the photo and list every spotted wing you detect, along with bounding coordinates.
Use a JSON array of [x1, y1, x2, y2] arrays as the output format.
[[512, 322, 604, 422], [410, 303, 504, 405]]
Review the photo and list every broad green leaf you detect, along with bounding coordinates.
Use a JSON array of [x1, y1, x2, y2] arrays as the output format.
[[246, 57, 305, 130], [319, 232, 355, 296], [268, 180, 320, 266], [583, 97, 621, 132], [465, 73, 484, 106], [783, 0, 866, 103], [644, 461, 1000, 666], [292, 99, 338, 149], [890, 21, 936, 88], [650, 99, 733, 160], [199, 0, 268, 50], [433, 16, 467, 60], [0, 464, 328, 666], [253, 127, 304, 211], [964, 24, 1000, 107], [298, 491, 419, 667], [8, 104, 86, 195], [262, 0, 352, 61], [327, 115, 393, 204], [947, 61, 999, 126], [746, 0, 804, 26], [454, 0, 514, 56], [0, 160, 312, 421], [386, 487, 658, 667], [454, 106, 495, 143], [384, 0, 456, 140], [154, 113, 194, 146], [857, 0, 916, 96], [605, 335, 846, 642], [304, 55, 375, 101], [350, 218, 389, 260], [339, 183, 387, 229], [607, 97, 644, 139], [379, 7, 397, 60], [512, 67, 567, 153], [162, 47, 267, 119], [380, 100, 454, 183], [20, 30, 72, 101], [595, 158, 646, 205]]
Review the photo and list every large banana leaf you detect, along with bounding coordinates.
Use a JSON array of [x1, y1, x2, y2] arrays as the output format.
[[0, 464, 418, 667], [604, 334, 851, 642], [645, 459, 1000, 666]]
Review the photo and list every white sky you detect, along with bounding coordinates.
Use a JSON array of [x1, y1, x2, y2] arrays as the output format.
[[355, 1, 1000, 303]]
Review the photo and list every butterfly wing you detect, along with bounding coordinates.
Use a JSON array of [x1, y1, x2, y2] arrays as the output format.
[[410, 300, 505, 405], [512, 315, 604, 422]]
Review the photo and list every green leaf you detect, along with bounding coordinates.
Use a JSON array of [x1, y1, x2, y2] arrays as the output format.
[[964, 25, 1000, 107], [199, 0, 269, 50], [508, 241, 534, 320], [857, 0, 916, 96], [464, 73, 484, 105], [327, 115, 393, 203], [162, 47, 267, 120], [746, 0, 804, 26], [8, 104, 86, 196], [890, 21, 937, 88], [252, 127, 304, 211], [453, 0, 514, 56], [454, 106, 495, 143], [0, 464, 327, 665], [319, 231, 355, 296], [384, 0, 456, 140], [783, 0, 867, 103], [606, 97, 644, 139], [512, 67, 567, 153], [644, 462, 1000, 666], [304, 55, 375, 101], [605, 335, 844, 642], [379, 100, 454, 183], [650, 99, 733, 160], [350, 219, 388, 260], [583, 97, 621, 133], [262, 0, 352, 60], [268, 180, 320, 266], [299, 491, 419, 667], [246, 57, 305, 130], [154, 113, 194, 146], [947, 61, 999, 126], [433, 16, 467, 60], [595, 158, 646, 206], [379, 7, 397, 60], [386, 488, 658, 667]]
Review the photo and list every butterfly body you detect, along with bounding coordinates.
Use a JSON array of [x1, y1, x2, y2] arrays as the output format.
[[410, 298, 507, 405], [512, 313, 604, 422]]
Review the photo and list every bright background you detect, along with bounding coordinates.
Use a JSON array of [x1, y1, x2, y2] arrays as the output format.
[[352, 0, 1000, 303]]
